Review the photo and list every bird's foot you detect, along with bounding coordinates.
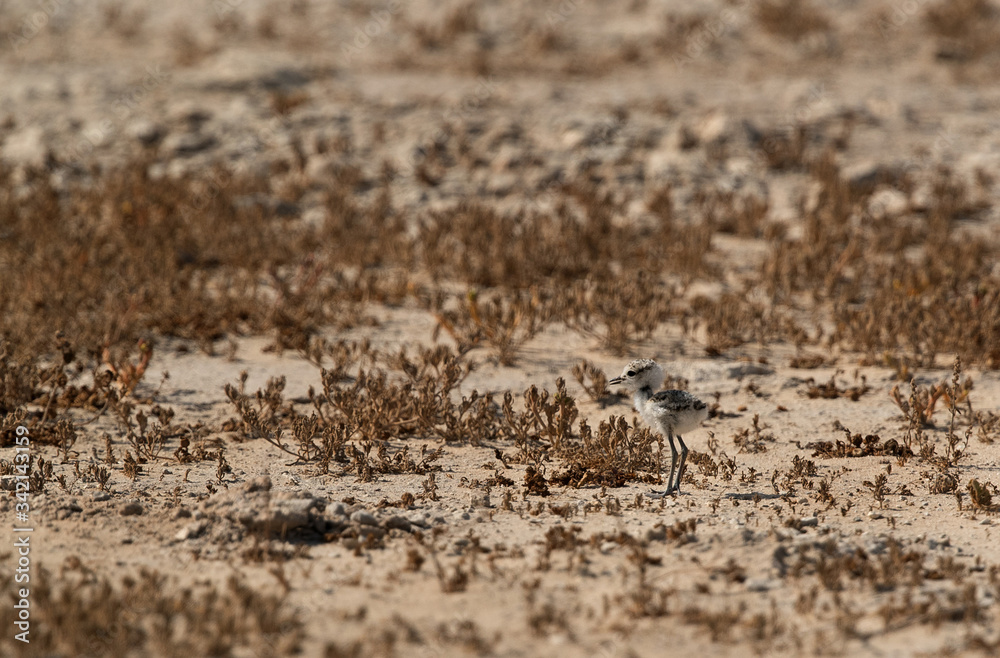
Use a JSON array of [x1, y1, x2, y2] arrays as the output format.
[[648, 487, 677, 499]]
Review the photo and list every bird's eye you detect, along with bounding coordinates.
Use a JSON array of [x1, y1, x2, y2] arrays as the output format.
[[626, 370, 635, 377]]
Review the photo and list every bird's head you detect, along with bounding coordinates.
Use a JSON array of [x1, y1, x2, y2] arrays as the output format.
[[608, 359, 663, 392]]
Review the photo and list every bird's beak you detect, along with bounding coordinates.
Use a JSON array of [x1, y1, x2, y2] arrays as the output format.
[[608, 376, 623, 385]]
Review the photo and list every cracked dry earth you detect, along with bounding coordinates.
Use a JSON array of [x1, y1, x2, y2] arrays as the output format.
[[2, 0, 1000, 657]]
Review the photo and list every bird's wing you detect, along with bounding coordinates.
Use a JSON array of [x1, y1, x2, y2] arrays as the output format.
[[649, 390, 706, 411]]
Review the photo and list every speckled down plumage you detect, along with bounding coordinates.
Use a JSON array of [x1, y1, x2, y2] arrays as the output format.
[[643, 390, 708, 435], [608, 358, 709, 495]]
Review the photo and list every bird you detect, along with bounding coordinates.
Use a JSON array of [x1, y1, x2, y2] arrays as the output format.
[[609, 359, 708, 496]]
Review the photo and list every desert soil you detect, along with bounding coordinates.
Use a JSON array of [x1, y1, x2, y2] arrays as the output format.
[[2, 1, 1000, 657]]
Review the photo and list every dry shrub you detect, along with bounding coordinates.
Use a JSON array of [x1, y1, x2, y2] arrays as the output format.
[[225, 345, 496, 472], [431, 289, 552, 365], [760, 154, 1000, 368], [683, 604, 746, 643], [833, 242, 1000, 367], [0, 341, 43, 419], [504, 378, 579, 459], [756, 124, 808, 170], [732, 414, 773, 454], [974, 410, 1000, 444], [886, 358, 977, 471], [2, 153, 717, 415], [803, 372, 870, 400], [644, 183, 716, 279], [967, 479, 995, 511], [0, 158, 415, 376], [419, 202, 584, 288], [572, 359, 616, 406], [808, 431, 911, 459], [760, 153, 863, 303], [563, 274, 677, 356], [1, 333, 164, 451], [410, 2, 480, 52], [863, 472, 891, 509], [889, 374, 971, 430], [420, 179, 711, 290], [0, 566, 302, 657], [688, 292, 806, 356], [791, 539, 926, 593], [2, 162, 298, 358], [225, 354, 662, 490], [550, 416, 659, 488], [497, 382, 664, 488], [0, 156, 423, 455], [924, 0, 1000, 63], [318, 184, 415, 284], [755, 0, 831, 41], [695, 188, 770, 238], [170, 23, 218, 66], [789, 352, 832, 369]]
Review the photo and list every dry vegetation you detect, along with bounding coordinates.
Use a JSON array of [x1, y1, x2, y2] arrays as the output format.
[[0, 565, 302, 657], [3, 0, 1000, 655], [4, 132, 999, 651]]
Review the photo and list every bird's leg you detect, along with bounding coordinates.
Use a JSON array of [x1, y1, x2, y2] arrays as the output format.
[[675, 435, 689, 494], [667, 432, 679, 493], [651, 431, 679, 497]]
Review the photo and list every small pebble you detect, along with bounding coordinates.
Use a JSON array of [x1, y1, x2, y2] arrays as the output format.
[[384, 515, 412, 532], [119, 501, 143, 516], [175, 521, 206, 541], [350, 510, 378, 526], [746, 578, 776, 592]]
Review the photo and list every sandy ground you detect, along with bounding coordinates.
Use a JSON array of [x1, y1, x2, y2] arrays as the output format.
[[3, 1, 1000, 656], [6, 315, 1000, 656]]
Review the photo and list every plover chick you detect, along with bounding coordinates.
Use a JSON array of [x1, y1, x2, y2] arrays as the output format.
[[609, 359, 708, 496]]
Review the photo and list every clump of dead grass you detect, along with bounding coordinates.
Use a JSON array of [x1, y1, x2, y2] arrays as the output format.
[[550, 416, 659, 488], [755, 0, 831, 41], [430, 289, 552, 365], [0, 564, 302, 656], [563, 275, 677, 356], [802, 371, 870, 401], [924, 0, 1000, 64], [224, 346, 482, 476], [808, 428, 911, 460], [572, 359, 617, 406]]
